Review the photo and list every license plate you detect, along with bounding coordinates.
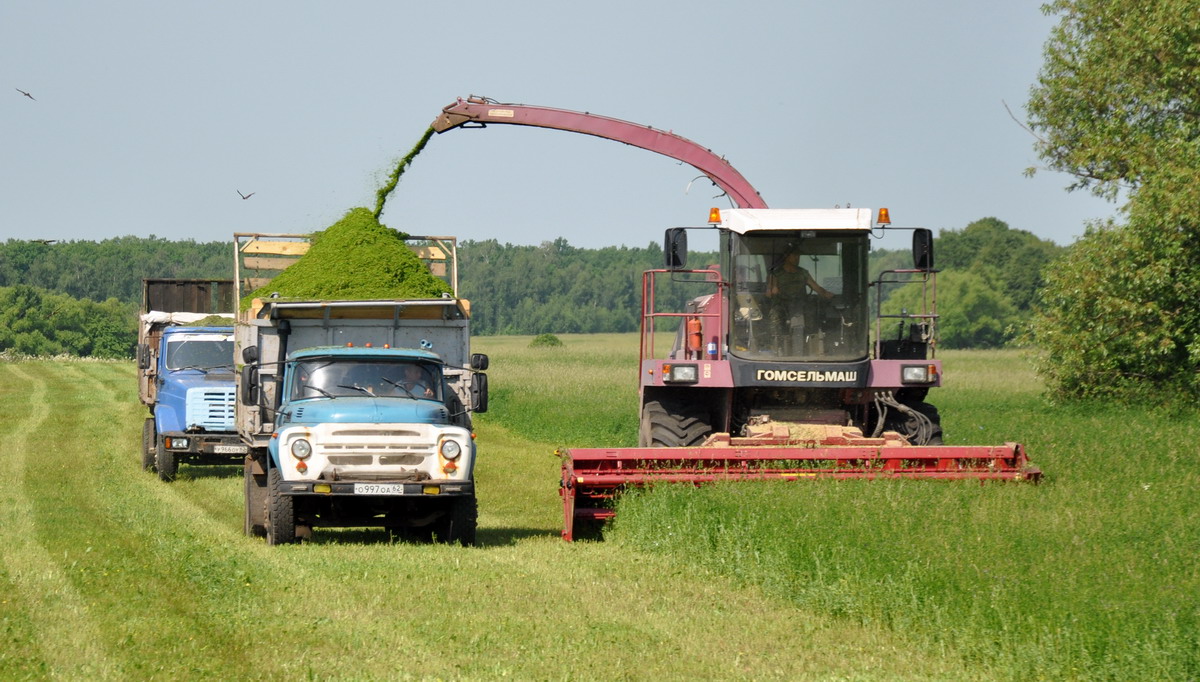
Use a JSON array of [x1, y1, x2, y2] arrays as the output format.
[[213, 444, 248, 454], [354, 483, 408, 496]]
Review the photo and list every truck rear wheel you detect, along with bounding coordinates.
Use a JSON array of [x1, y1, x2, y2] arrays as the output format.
[[639, 399, 713, 447], [155, 437, 177, 482], [266, 466, 297, 545], [244, 457, 268, 538], [141, 418, 156, 472], [434, 496, 478, 547]]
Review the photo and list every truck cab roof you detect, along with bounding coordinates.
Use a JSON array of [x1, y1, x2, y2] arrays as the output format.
[[286, 346, 444, 364]]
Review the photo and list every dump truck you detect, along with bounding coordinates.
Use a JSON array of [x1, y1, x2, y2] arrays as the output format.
[[433, 96, 1040, 540], [137, 278, 245, 482], [233, 233, 488, 545]]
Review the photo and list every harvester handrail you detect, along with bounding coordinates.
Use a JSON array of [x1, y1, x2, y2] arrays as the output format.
[[640, 268, 726, 362], [872, 267, 938, 359]]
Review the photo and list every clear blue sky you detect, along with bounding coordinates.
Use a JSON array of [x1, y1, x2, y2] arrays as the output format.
[[2, 1, 1117, 252]]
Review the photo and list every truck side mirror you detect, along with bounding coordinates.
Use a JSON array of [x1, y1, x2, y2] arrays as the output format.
[[137, 343, 150, 369], [664, 228, 688, 270], [913, 229, 935, 271], [242, 345, 259, 364], [471, 373, 488, 413], [241, 365, 259, 405], [470, 353, 489, 371]]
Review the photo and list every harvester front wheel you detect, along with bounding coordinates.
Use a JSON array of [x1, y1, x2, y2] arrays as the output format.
[[890, 401, 943, 446], [639, 399, 713, 447]]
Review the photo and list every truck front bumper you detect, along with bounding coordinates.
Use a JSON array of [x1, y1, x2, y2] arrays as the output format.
[[277, 480, 474, 498], [162, 433, 247, 462]]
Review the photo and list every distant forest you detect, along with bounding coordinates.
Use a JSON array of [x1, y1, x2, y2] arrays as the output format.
[[0, 218, 1063, 357]]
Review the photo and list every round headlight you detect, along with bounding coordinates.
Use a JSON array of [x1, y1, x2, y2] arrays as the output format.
[[439, 439, 462, 460], [291, 438, 312, 460]]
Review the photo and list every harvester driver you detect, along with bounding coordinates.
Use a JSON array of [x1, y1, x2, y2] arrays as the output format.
[[765, 245, 834, 353]]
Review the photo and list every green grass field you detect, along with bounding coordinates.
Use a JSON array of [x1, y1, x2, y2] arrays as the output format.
[[0, 339, 1194, 679]]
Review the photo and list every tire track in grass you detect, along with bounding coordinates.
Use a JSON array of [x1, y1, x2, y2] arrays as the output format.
[[35, 361, 278, 676], [0, 363, 116, 678], [63, 362, 446, 678]]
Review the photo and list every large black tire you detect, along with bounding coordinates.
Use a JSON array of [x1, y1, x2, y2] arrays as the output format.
[[141, 418, 157, 472], [887, 401, 944, 446], [155, 437, 177, 482], [266, 466, 297, 545], [638, 399, 713, 447], [434, 495, 478, 547], [244, 456, 268, 538]]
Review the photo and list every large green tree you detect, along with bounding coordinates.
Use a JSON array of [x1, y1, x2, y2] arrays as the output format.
[[1025, 0, 1200, 401], [937, 217, 1063, 312]]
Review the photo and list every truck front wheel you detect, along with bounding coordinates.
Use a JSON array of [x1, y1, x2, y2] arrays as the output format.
[[434, 496, 477, 547], [266, 466, 297, 545], [141, 419, 157, 472], [155, 437, 177, 482]]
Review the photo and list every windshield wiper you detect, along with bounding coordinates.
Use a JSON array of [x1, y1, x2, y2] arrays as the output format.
[[380, 377, 416, 398], [336, 384, 376, 397], [302, 385, 335, 398]]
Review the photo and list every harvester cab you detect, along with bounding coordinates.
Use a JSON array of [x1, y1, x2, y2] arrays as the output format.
[[646, 207, 939, 448]]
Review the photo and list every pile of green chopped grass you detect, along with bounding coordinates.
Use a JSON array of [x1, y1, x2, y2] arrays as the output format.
[[190, 314, 235, 327], [241, 207, 451, 309]]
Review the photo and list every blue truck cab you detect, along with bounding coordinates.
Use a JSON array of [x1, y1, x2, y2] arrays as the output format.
[[253, 344, 478, 543], [236, 295, 487, 546], [137, 279, 243, 482]]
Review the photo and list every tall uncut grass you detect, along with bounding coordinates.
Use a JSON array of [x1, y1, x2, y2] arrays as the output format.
[[603, 349, 1200, 680]]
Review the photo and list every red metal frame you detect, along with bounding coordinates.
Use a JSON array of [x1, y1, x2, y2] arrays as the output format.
[[559, 443, 1041, 541], [434, 96, 768, 210]]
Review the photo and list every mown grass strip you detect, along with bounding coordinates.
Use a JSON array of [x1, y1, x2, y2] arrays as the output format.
[[0, 363, 116, 678]]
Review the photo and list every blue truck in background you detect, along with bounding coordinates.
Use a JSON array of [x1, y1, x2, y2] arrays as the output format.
[[233, 233, 488, 546], [138, 279, 248, 481]]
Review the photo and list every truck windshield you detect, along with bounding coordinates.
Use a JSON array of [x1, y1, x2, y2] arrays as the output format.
[[728, 231, 868, 362], [165, 335, 235, 371], [291, 360, 442, 401]]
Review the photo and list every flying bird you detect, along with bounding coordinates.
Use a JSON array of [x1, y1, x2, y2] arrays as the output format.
[[237, 190, 255, 200], [15, 88, 35, 101]]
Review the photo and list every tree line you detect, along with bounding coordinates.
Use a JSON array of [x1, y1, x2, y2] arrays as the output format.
[[0, 221, 1058, 358]]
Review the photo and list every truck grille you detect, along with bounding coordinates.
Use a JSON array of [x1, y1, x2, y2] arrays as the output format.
[[317, 430, 435, 474], [186, 387, 236, 431]]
